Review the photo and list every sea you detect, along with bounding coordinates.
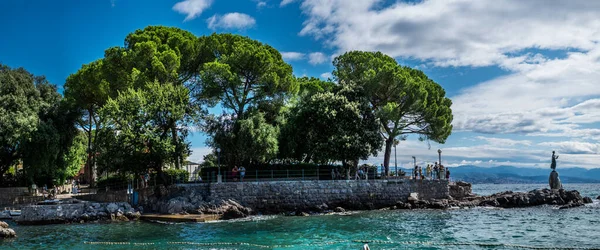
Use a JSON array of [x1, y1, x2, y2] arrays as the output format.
[[1, 183, 599, 250]]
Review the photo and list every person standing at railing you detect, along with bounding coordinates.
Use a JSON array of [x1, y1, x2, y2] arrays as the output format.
[[239, 166, 246, 182], [232, 166, 239, 182]]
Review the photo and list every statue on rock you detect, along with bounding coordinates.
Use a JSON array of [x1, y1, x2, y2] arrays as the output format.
[[549, 151, 563, 190], [550, 151, 559, 170]]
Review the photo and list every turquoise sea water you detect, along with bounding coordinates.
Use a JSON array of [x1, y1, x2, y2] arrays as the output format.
[[2, 183, 599, 249]]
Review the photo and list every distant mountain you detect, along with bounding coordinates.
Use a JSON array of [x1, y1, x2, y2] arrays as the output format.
[[399, 165, 600, 184], [448, 165, 600, 184]]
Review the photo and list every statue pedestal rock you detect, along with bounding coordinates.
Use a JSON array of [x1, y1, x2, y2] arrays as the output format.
[[549, 170, 562, 190]]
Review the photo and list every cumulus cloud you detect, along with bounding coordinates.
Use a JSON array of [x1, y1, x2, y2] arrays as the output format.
[[280, 52, 306, 61], [188, 147, 213, 163], [297, 0, 600, 67], [293, 1, 600, 139], [257, 1, 267, 8], [538, 141, 600, 155], [476, 136, 532, 147], [308, 52, 327, 65], [173, 0, 213, 21], [207, 13, 256, 30], [280, 0, 297, 7], [320, 72, 332, 79]]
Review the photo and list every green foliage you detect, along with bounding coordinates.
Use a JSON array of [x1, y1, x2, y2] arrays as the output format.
[[21, 83, 83, 186], [0, 64, 83, 186], [96, 174, 134, 190], [281, 88, 382, 167], [196, 33, 296, 119], [162, 168, 189, 184], [97, 81, 191, 175], [196, 33, 296, 166], [205, 112, 279, 166], [333, 51, 453, 175], [0, 64, 41, 181]]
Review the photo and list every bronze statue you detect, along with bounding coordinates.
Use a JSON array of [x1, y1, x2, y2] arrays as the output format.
[[550, 151, 559, 170], [549, 151, 562, 189]]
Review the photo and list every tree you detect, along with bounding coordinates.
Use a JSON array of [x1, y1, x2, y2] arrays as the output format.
[[64, 60, 111, 186], [0, 64, 42, 183], [195, 33, 296, 165], [105, 26, 206, 170], [283, 86, 382, 174], [196, 33, 296, 120], [333, 51, 453, 175], [97, 81, 191, 176]]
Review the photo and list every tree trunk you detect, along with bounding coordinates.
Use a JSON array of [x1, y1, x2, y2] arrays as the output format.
[[171, 124, 180, 170], [85, 110, 93, 186], [383, 137, 394, 176]]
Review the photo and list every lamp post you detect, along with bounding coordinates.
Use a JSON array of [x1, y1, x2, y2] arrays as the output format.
[[438, 149, 442, 165], [217, 148, 222, 183]]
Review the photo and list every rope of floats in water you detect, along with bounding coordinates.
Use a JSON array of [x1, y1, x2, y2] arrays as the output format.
[[83, 240, 600, 249]]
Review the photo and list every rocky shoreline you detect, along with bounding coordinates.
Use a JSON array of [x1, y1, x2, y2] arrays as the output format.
[[145, 182, 594, 219], [4, 182, 596, 225], [14, 200, 142, 225]]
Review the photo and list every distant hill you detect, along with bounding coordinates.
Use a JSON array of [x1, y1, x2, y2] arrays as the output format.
[[400, 165, 600, 184]]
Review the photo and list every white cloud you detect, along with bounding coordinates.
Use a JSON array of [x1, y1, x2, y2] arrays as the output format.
[[308, 52, 327, 65], [280, 0, 296, 7], [320, 72, 333, 79], [294, 0, 600, 140], [207, 13, 256, 30], [281, 52, 306, 61], [476, 136, 531, 147], [173, 0, 213, 22], [538, 141, 600, 155], [257, 1, 267, 8], [297, 0, 600, 68], [188, 147, 213, 163]]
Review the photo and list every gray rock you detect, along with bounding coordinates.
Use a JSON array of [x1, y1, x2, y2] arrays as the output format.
[[0, 228, 16, 238], [549, 170, 563, 190], [106, 203, 119, 214], [334, 207, 346, 213], [583, 197, 593, 204], [0, 221, 16, 238], [407, 192, 419, 202]]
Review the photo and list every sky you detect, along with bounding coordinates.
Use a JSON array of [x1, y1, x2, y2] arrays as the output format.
[[1, 0, 599, 169]]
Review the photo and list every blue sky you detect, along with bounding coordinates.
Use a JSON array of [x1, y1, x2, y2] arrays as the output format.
[[1, 0, 599, 168]]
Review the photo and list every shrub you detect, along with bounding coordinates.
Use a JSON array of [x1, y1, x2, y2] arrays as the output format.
[[96, 174, 133, 191], [162, 168, 189, 185]]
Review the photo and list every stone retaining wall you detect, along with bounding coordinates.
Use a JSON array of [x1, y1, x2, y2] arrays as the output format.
[[208, 179, 449, 212]]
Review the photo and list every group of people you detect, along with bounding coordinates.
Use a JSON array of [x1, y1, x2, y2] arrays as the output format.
[[230, 166, 246, 181], [412, 162, 450, 180]]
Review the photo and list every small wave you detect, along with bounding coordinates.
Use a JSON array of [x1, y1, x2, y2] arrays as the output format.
[[204, 215, 279, 223]]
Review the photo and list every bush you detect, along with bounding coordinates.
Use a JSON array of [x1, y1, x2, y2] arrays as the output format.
[[162, 169, 189, 185], [96, 174, 133, 191]]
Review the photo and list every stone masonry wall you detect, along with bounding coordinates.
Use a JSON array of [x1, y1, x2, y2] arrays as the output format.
[[208, 179, 449, 212]]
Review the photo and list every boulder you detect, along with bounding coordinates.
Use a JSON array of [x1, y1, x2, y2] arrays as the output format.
[[597, 195, 600, 200], [583, 197, 593, 204], [220, 200, 252, 220], [315, 203, 329, 212], [0, 221, 16, 238], [106, 203, 119, 214], [334, 207, 346, 213], [549, 171, 563, 190], [407, 193, 419, 202]]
